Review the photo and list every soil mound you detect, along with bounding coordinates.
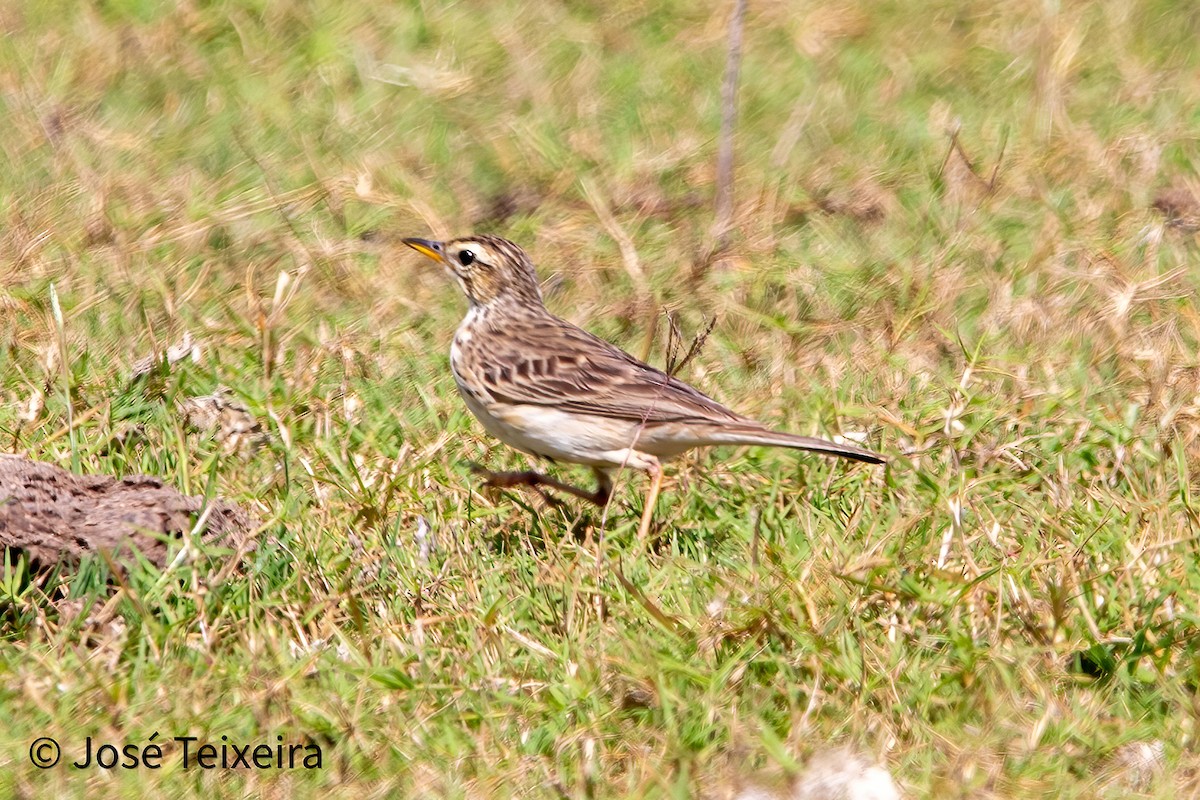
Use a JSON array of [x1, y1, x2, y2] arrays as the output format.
[[0, 455, 254, 568]]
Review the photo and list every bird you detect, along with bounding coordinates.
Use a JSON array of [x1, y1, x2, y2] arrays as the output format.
[[403, 234, 885, 539]]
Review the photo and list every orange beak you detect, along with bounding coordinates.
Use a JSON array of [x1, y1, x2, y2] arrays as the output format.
[[402, 237, 446, 264]]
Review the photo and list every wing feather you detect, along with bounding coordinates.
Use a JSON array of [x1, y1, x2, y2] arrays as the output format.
[[478, 313, 743, 426]]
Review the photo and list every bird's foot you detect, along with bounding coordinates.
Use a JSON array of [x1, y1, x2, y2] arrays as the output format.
[[466, 464, 566, 509], [465, 463, 609, 507]]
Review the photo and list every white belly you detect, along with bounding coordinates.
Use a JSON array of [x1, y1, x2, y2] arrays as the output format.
[[454, 382, 683, 471]]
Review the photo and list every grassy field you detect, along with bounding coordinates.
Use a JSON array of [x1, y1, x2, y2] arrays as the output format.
[[2, 0, 1200, 796]]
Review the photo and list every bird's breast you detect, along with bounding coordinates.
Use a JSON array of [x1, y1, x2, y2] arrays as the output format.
[[450, 310, 494, 405]]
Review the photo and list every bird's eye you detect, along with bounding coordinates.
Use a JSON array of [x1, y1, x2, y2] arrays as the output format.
[[458, 249, 476, 266]]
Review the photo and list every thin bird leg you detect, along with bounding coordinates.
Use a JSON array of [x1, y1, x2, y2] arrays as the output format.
[[469, 465, 611, 506], [636, 460, 664, 541]]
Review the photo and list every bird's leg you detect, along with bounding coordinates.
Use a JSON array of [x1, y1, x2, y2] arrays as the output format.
[[636, 459, 664, 541], [469, 464, 611, 506]]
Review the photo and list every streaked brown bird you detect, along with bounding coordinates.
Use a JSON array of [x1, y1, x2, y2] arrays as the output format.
[[404, 234, 884, 538]]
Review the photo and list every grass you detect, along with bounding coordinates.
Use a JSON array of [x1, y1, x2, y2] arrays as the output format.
[[2, 0, 1200, 796]]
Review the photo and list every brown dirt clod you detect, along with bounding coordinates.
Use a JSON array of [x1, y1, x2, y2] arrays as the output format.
[[1152, 185, 1200, 231], [0, 454, 255, 568]]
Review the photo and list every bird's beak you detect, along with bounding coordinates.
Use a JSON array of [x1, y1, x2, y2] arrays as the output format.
[[402, 237, 446, 264]]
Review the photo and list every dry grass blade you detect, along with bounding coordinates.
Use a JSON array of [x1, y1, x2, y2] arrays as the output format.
[[614, 559, 688, 637], [580, 176, 649, 298], [712, 0, 748, 249]]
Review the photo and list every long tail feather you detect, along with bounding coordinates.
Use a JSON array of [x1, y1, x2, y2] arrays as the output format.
[[707, 425, 886, 464]]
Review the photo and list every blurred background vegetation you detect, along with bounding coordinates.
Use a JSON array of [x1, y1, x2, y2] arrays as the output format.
[[2, 0, 1200, 797]]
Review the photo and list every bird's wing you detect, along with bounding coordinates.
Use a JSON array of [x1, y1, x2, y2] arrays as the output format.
[[472, 313, 744, 426]]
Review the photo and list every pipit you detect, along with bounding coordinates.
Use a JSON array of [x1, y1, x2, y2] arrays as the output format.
[[404, 234, 884, 538]]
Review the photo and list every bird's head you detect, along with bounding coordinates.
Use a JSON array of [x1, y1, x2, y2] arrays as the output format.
[[402, 234, 543, 308]]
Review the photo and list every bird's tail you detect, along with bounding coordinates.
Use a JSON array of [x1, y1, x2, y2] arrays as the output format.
[[704, 424, 886, 464]]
